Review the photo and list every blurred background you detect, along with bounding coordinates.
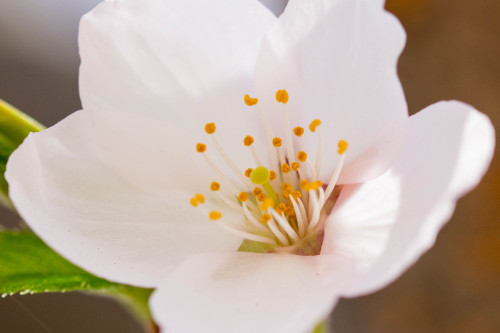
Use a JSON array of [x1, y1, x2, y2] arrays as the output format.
[[0, 0, 499, 332]]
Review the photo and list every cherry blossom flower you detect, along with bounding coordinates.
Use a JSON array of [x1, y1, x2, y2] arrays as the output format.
[[5, 0, 494, 332]]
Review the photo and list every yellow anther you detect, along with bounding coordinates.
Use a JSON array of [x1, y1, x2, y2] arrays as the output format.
[[285, 204, 296, 217], [238, 192, 249, 202], [272, 137, 283, 147], [300, 179, 309, 190], [275, 89, 289, 104], [252, 187, 263, 197], [261, 214, 271, 224], [243, 135, 254, 147], [204, 122, 216, 134], [297, 151, 307, 162], [190, 193, 205, 207], [291, 162, 300, 171], [210, 182, 220, 191], [338, 140, 348, 154], [269, 170, 277, 181], [281, 183, 292, 191], [245, 168, 254, 178], [292, 191, 302, 200], [196, 143, 207, 153], [260, 197, 275, 211], [282, 187, 293, 198], [309, 119, 322, 132], [257, 193, 267, 202], [281, 163, 290, 174], [308, 181, 323, 191], [194, 194, 205, 204], [244, 94, 259, 106], [209, 211, 222, 220], [276, 203, 286, 215], [293, 127, 304, 137]]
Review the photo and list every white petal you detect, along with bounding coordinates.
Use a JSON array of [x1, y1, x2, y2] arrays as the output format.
[[6, 111, 244, 288], [321, 101, 495, 297], [80, 0, 276, 173], [254, 0, 408, 183], [151, 253, 351, 333]]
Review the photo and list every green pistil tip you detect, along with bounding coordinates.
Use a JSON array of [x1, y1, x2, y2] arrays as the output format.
[[250, 166, 270, 185], [251, 167, 279, 207]]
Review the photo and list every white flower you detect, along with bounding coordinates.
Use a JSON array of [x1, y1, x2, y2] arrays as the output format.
[[5, 0, 495, 332]]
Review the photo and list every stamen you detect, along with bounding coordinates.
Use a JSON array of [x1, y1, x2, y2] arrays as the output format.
[[243, 135, 254, 146], [309, 119, 321, 132], [209, 211, 222, 220], [244, 135, 263, 166], [293, 127, 304, 137], [269, 209, 300, 243], [272, 137, 282, 147], [244, 94, 259, 106], [245, 168, 253, 178], [196, 143, 207, 153], [324, 140, 348, 200], [260, 197, 275, 211], [289, 196, 306, 238], [267, 218, 290, 246], [276, 203, 286, 215], [296, 198, 308, 234], [252, 187, 263, 196], [252, 99, 279, 175], [269, 170, 277, 181], [238, 192, 249, 202], [291, 162, 300, 171], [195, 194, 205, 204], [210, 182, 220, 191], [315, 131, 323, 178], [257, 193, 267, 202], [204, 123, 216, 135], [190, 198, 199, 207], [275, 90, 289, 104], [216, 220, 277, 245], [297, 151, 307, 163], [305, 160, 318, 181], [242, 203, 274, 236], [281, 163, 291, 174], [306, 190, 321, 232], [282, 184, 293, 198], [308, 181, 323, 190], [261, 214, 271, 224], [338, 140, 348, 154], [216, 192, 241, 210]]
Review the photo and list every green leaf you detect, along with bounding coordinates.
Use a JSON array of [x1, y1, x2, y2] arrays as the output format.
[[0, 99, 45, 207], [0, 230, 153, 322]]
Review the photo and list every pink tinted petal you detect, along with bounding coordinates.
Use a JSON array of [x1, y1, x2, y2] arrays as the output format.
[[322, 101, 495, 297], [6, 111, 243, 288], [254, 0, 408, 183], [151, 253, 351, 333]]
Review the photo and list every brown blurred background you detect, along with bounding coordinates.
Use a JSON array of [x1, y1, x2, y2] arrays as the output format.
[[0, 0, 499, 332]]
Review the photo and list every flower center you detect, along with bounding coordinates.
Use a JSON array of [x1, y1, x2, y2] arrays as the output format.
[[190, 90, 348, 253]]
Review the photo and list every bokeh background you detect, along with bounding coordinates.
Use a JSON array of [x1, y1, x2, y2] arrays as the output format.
[[0, 0, 499, 332]]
